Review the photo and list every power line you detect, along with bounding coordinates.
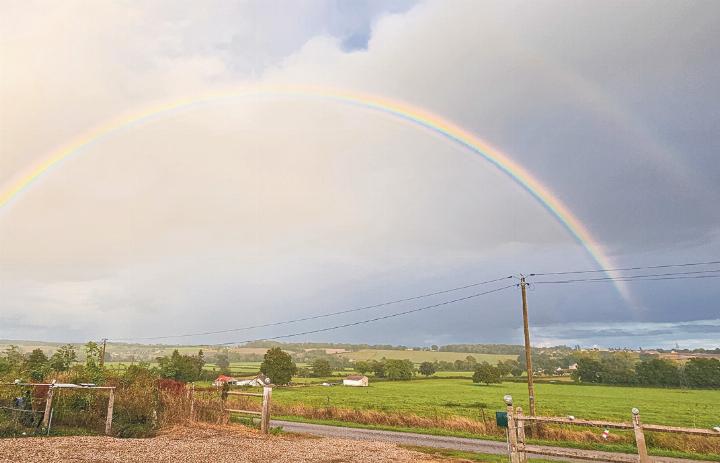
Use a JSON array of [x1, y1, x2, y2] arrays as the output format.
[[532, 268, 720, 283], [211, 284, 516, 346], [110, 275, 513, 342], [532, 273, 720, 285], [529, 259, 720, 277]]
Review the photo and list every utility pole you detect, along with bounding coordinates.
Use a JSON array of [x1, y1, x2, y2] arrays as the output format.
[[100, 338, 107, 368], [520, 276, 536, 416]]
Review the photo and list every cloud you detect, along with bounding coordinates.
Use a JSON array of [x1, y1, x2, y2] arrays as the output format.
[[1, 1, 719, 345], [531, 319, 720, 349]]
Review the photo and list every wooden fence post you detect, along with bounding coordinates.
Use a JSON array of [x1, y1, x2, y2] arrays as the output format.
[[42, 385, 54, 428], [632, 408, 651, 463], [189, 383, 195, 421], [506, 402, 519, 463], [105, 389, 115, 435], [261, 386, 272, 434], [516, 407, 528, 463]]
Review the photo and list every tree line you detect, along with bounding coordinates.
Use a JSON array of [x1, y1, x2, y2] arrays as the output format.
[[572, 353, 720, 388]]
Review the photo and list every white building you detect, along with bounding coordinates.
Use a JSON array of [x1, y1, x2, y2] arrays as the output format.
[[343, 375, 369, 387], [235, 373, 272, 387]]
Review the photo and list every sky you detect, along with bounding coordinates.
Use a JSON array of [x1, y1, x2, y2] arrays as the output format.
[[1, 0, 719, 349]]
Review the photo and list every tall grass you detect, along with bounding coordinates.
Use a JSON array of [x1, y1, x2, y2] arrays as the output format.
[[259, 397, 720, 455], [0, 371, 227, 437]]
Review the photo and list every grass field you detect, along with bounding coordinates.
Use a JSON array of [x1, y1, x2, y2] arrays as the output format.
[[272, 378, 720, 429], [339, 349, 514, 364]]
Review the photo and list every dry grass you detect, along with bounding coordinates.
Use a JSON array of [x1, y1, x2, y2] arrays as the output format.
[[243, 398, 720, 455]]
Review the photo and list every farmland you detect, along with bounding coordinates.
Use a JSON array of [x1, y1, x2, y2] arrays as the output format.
[[272, 379, 720, 429], [339, 349, 514, 364]]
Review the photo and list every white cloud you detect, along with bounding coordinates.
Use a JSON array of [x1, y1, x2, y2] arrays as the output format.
[[1, 1, 718, 344]]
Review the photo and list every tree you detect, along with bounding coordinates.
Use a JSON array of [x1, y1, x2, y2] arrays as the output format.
[[635, 359, 680, 386], [49, 344, 77, 372], [385, 359, 414, 380], [419, 361, 436, 377], [598, 353, 636, 384], [215, 352, 230, 374], [260, 347, 296, 385], [197, 349, 205, 376], [310, 358, 332, 377], [497, 359, 519, 377], [4, 345, 24, 371], [25, 349, 49, 381], [472, 362, 501, 385], [157, 350, 204, 382], [354, 361, 371, 375], [571, 355, 603, 383], [683, 358, 720, 388], [84, 342, 102, 370], [371, 360, 386, 378]]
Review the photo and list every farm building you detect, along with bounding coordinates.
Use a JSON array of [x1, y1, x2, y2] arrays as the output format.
[[213, 375, 236, 387], [214, 373, 271, 387], [235, 373, 271, 387], [343, 375, 368, 387]]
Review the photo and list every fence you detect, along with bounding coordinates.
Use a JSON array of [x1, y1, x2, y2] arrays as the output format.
[[221, 386, 273, 434], [0, 381, 115, 435], [501, 395, 720, 463]]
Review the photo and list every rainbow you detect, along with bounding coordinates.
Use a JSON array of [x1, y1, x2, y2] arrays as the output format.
[[0, 84, 631, 304]]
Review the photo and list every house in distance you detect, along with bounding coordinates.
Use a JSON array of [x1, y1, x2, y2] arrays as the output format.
[[343, 375, 369, 387]]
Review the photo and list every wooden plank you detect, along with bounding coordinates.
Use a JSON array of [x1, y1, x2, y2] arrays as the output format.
[[524, 445, 635, 463], [105, 389, 115, 435], [189, 384, 195, 422], [226, 391, 263, 397], [642, 424, 720, 436], [632, 410, 651, 463], [525, 414, 718, 436], [225, 408, 262, 415], [524, 416, 633, 429], [0, 383, 53, 387], [507, 404, 519, 463], [516, 407, 528, 463], [261, 386, 272, 434], [41, 386, 54, 428]]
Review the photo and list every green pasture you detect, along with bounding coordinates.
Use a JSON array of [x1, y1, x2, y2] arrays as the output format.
[[272, 378, 720, 428]]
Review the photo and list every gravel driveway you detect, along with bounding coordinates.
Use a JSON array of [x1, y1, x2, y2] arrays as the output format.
[[0, 424, 447, 463]]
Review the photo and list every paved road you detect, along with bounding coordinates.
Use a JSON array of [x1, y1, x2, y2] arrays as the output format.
[[271, 420, 710, 463]]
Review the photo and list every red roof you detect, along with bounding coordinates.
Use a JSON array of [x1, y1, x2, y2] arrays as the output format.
[[215, 375, 235, 382]]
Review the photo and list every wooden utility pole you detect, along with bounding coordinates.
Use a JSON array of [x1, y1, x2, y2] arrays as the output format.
[[520, 276, 536, 416], [100, 338, 107, 368]]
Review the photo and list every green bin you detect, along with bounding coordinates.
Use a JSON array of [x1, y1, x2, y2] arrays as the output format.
[[495, 411, 508, 427]]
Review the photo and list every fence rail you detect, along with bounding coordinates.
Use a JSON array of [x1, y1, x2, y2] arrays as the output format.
[[222, 386, 273, 433], [502, 395, 719, 463], [1, 381, 115, 435]]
